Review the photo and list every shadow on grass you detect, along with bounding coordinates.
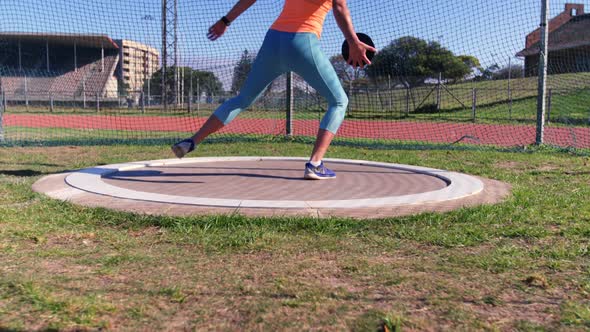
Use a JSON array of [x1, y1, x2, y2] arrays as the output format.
[[0, 169, 45, 177], [0, 327, 32, 332], [0, 161, 60, 167]]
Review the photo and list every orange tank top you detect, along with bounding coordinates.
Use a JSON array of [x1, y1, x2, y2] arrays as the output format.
[[270, 0, 333, 39]]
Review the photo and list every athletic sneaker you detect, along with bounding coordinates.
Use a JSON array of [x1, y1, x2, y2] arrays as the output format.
[[304, 162, 336, 180], [171, 138, 195, 158]]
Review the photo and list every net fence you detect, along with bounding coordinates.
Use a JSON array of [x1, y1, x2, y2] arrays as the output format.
[[0, 0, 589, 151]]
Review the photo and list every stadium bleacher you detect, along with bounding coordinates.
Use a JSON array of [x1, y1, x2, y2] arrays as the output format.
[[0, 33, 121, 102]]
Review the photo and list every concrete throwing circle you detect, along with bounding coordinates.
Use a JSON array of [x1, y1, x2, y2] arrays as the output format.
[[33, 157, 511, 219]]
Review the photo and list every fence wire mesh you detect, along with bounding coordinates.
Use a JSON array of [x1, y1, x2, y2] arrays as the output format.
[[0, 0, 588, 151]]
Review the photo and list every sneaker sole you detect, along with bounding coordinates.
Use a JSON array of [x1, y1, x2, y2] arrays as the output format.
[[171, 145, 186, 159], [304, 172, 336, 180]]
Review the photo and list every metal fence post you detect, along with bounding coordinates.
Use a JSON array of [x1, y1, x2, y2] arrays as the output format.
[[24, 76, 29, 108], [1, 90, 6, 112], [508, 57, 513, 120], [405, 87, 410, 117], [188, 76, 192, 114], [436, 72, 442, 112], [536, 0, 550, 145], [0, 90, 4, 143], [187, 93, 192, 114], [140, 91, 145, 114], [96, 93, 100, 112], [472, 88, 477, 122], [286, 71, 294, 137], [388, 74, 393, 115], [50, 94, 54, 112], [2, 90, 6, 113], [82, 81, 87, 109], [196, 78, 200, 116], [546, 88, 552, 124]]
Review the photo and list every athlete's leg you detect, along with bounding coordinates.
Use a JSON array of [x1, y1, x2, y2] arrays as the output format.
[[190, 115, 224, 145], [289, 33, 349, 163], [173, 31, 284, 157], [309, 129, 334, 163], [211, 51, 283, 126]]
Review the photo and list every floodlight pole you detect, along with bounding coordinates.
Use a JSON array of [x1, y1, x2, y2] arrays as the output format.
[[161, 0, 167, 111], [536, 0, 549, 145], [174, 0, 179, 106], [161, 0, 178, 111]]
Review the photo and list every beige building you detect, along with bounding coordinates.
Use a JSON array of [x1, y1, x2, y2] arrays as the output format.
[[115, 39, 160, 98]]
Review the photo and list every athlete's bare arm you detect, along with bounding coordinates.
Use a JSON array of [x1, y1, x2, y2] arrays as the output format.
[[208, 0, 257, 41], [332, 0, 376, 68]]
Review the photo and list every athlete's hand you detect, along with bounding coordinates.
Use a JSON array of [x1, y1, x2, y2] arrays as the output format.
[[348, 40, 377, 68], [207, 20, 227, 41]]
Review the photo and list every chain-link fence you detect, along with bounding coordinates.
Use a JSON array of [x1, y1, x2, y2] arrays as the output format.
[[0, 0, 588, 150]]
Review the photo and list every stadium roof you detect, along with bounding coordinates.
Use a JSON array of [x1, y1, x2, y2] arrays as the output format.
[[0, 32, 119, 49], [517, 14, 590, 57]]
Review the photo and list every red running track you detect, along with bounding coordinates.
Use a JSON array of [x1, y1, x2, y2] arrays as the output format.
[[5, 114, 590, 148]]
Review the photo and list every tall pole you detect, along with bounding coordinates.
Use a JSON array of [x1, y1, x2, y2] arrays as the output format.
[[508, 57, 512, 119], [82, 81, 86, 109], [388, 74, 393, 115], [147, 53, 151, 106], [24, 76, 28, 108], [188, 72, 193, 113], [46, 40, 50, 72], [74, 43, 77, 72], [180, 66, 184, 106], [436, 72, 442, 111], [161, 0, 167, 111], [286, 72, 294, 137], [0, 90, 4, 143], [174, 0, 179, 106], [536, 0, 549, 145], [18, 40, 22, 72], [162, 0, 178, 111], [196, 77, 200, 114]]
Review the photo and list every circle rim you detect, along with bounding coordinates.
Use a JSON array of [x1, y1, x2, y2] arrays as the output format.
[[62, 157, 484, 209]]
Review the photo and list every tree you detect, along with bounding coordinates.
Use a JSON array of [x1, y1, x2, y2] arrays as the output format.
[[457, 55, 482, 80], [366, 36, 473, 87], [475, 63, 500, 81], [231, 49, 255, 94], [145, 67, 223, 98], [457, 55, 481, 70], [473, 63, 524, 81], [492, 64, 524, 80]]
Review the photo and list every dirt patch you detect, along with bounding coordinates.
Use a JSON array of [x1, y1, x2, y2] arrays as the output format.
[[494, 161, 527, 171]]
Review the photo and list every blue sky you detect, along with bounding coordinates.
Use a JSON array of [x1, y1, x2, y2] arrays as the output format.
[[1, 0, 588, 89]]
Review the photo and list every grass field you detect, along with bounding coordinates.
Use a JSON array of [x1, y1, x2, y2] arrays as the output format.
[[1, 141, 589, 330], [342, 72, 590, 126]]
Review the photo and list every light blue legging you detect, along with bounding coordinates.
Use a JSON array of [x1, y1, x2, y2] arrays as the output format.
[[213, 29, 348, 134]]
